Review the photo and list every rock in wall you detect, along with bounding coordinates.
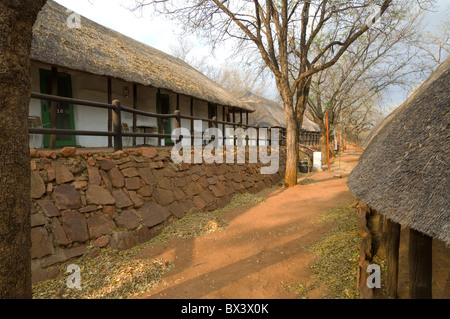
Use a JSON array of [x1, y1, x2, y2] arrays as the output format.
[[29, 146, 286, 284]]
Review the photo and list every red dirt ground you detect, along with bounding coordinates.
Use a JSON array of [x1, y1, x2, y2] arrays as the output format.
[[136, 144, 363, 299]]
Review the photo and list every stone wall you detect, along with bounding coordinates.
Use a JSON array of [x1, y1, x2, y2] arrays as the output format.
[[30, 146, 286, 284]]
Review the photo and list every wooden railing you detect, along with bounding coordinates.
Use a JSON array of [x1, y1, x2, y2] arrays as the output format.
[[29, 92, 319, 150]]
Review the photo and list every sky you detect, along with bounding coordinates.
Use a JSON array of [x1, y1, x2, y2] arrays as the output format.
[[53, 0, 449, 108], [54, 0, 232, 64]]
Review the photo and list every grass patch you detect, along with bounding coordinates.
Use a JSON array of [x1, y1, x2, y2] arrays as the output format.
[[33, 191, 269, 299], [297, 205, 361, 299], [298, 178, 318, 185], [145, 191, 267, 247], [33, 249, 174, 299]]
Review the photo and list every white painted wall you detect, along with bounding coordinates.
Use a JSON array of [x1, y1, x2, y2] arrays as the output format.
[[29, 62, 44, 149], [29, 61, 245, 149], [71, 70, 109, 148]]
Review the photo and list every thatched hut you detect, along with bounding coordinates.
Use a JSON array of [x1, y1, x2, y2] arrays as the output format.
[[241, 91, 320, 131], [347, 58, 450, 298], [29, 1, 253, 149], [241, 92, 321, 169]]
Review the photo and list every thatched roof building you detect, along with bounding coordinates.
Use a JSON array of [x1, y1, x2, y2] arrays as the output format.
[[347, 58, 450, 245], [241, 92, 320, 132], [31, 0, 253, 112]]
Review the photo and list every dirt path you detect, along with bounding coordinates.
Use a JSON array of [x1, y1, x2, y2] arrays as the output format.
[[137, 147, 362, 299]]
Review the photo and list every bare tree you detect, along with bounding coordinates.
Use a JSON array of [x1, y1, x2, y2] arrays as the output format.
[[306, 0, 432, 163], [0, 0, 47, 298], [169, 36, 271, 98], [212, 64, 270, 97], [169, 37, 197, 62], [131, 0, 395, 186], [410, 7, 450, 76]]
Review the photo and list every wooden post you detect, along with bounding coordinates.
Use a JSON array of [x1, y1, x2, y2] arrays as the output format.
[[280, 128, 283, 146], [255, 124, 259, 147], [385, 219, 401, 298], [338, 124, 342, 154], [190, 97, 194, 145], [215, 104, 218, 123], [342, 125, 346, 151], [157, 88, 161, 147], [223, 105, 226, 146], [268, 127, 272, 146], [232, 109, 236, 146], [112, 100, 123, 151], [174, 110, 181, 129], [409, 228, 432, 299], [132, 84, 137, 146], [49, 66, 58, 149], [107, 77, 112, 148], [246, 111, 249, 125], [326, 107, 330, 172], [174, 110, 181, 145]]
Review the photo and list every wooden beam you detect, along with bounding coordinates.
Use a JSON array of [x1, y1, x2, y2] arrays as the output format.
[[157, 88, 161, 146], [132, 84, 137, 146], [190, 97, 194, 145], [232, 109, 236, 145], [112, 100, 122, 151], [385, 218, 401, 298], [409, 228, 432, 299], [107, 77, 112, 147], [223, 106, 226, 146], [49, 66, 58, 149]]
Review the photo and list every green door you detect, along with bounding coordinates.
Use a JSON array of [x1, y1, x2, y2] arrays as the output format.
[[157, 92, 172, 145], [40, 69, 76, 148]]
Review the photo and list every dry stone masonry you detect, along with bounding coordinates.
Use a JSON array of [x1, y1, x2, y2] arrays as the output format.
[[29, 146, 286, 284]]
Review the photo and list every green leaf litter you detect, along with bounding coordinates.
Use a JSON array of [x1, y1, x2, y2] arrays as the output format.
[[33, 191, 267, 299], [297, 205, 362, 299]]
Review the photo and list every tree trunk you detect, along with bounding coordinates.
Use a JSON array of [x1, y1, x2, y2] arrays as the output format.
[[318, 122, 329, 166], [318, 120, 337, 166], [283, 103, 298, 187], [0, 0, 47, 298]]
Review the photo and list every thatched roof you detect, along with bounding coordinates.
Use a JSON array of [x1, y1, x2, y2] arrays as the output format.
[[347, 58, 450, 245], [31, 1, 253, 112], [241, 92, 320, 132]]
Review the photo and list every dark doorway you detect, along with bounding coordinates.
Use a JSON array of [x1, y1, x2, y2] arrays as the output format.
[[157, 92, 172, 145], [39, 68, 76, 147]]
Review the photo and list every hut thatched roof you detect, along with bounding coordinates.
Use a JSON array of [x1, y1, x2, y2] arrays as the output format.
[[347, 58, 450, 245], [241, 92, 320, 132], [31, 1, 253, 112]]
